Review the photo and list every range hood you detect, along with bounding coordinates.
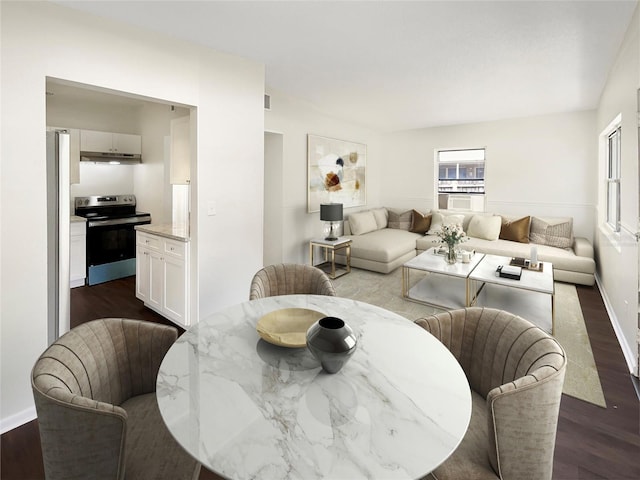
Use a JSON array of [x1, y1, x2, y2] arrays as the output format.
[[80, 151, 142, 164]]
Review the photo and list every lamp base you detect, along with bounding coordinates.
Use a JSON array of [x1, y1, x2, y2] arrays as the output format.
[[322, 221, 341, 242]]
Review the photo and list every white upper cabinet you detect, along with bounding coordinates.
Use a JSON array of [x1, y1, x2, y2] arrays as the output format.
[[80, 129, 142, 155], [170, 116, 190, 184], [114, 133, 142, 154]]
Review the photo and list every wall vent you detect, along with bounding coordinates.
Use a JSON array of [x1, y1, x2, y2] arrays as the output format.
[[264, 94, 271, 111]]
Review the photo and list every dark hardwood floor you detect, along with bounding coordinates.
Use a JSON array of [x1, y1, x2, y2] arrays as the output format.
[[1, 278, 638, 479]]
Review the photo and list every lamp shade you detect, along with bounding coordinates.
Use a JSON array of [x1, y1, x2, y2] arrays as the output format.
[[320, 203, 343, 222]]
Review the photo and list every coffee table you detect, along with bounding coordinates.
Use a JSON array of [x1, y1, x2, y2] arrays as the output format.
[[469, 254, 555, 334], [402, 247, 485, 309]]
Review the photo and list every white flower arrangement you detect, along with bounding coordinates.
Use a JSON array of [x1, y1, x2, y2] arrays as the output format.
[[436, 223, 467, 248]]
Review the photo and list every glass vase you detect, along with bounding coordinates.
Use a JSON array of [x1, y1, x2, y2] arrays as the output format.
[[446, 244, 457, 264]]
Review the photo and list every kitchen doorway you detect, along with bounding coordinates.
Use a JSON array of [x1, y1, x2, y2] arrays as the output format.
[[46, 77, 197, 342]]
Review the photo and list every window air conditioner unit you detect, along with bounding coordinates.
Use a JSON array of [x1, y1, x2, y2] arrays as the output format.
[[448, 195, 472, 210]]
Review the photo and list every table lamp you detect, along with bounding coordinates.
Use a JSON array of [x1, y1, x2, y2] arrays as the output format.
[[320, 203, 343, 241]]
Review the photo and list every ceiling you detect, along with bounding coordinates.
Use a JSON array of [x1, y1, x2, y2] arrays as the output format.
[[54, 0, 637, 132]]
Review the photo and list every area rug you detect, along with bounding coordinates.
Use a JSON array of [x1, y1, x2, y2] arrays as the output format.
[[333, 267, 606, 407]]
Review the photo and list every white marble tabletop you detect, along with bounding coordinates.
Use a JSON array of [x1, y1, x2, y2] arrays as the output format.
[[157, 295, 471, 479], [404, 247, 485, 278], [470, 254, 554, 294]]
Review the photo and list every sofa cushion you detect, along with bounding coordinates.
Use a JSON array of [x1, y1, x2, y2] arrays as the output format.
[[388, 209, 412, 230], [371, 208, 388, 229], [467, 215, 502, 241], [500, 216, 531, 243], [530, 217, 573, 249], [347, 228, 421, 263], [410, 210, 432, 234], [349, 211, 378, 235], [427, 212, 465, 235]]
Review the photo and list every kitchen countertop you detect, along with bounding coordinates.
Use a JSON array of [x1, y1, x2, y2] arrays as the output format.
[[135, 223, 189, 242], [70, 215, 86, 223]]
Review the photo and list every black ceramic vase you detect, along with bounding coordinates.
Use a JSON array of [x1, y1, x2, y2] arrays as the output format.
[[306, 317, 357, 374]]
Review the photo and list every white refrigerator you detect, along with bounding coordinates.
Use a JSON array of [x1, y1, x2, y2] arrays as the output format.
[[46, 129, 71, 344]]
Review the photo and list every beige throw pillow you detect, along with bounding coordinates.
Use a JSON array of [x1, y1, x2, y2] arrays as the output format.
[[371, 208, 388, 229], [427, 212, 465, 235], [349, 211, 378, 235], [388, 210, 412, 230], [466, 215, 502, 241], [529, 217, 573, 248]]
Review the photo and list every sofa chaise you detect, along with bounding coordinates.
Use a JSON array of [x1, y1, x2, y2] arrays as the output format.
[[336, 207, 595, 286]]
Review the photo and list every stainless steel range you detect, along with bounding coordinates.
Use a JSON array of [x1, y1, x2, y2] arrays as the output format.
[[74, 195, 151, 285]]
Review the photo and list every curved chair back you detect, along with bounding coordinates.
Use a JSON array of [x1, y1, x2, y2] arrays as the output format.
[[249, 263, 336, 300], [32, 318, 198, 480], [416, 307, 566, 480]]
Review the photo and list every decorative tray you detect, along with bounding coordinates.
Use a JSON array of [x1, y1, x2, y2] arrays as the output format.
[[256, 308, 326, 348], [509, 257, 544, 272], [432, 247, 476, 257]]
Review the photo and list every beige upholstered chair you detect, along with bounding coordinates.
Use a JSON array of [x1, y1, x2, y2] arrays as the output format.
[[249, 263, 336, 300], [415, 308, 566, 480], [31, 318, 201, 480]]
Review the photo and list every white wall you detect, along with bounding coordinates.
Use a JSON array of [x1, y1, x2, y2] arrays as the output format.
[[264, 89, 382, 264], [0, 1, 264, 431], [264, 132, 284, 265], [380, 111, 597, 240], [595, 4, 639, 375]]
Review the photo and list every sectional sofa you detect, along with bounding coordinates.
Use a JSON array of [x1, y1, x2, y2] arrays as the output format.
[[335, 207, 595, 286]]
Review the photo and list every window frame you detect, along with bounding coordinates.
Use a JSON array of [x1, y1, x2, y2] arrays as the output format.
[[606, 126, 621, 232], [436, 148, 486, 195]]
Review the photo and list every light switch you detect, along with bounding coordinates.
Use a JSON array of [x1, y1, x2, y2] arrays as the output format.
[[207, 201, 216, 216]]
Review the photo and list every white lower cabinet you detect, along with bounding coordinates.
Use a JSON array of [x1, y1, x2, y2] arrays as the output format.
[[136, 231, 189, 327], [70, 220, 86, 288]]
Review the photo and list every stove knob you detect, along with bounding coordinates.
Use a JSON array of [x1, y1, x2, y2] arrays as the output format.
[[83, 199, 89, 206]]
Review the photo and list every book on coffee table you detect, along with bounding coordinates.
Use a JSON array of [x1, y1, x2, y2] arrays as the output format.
[[496, 265, 522, 280]]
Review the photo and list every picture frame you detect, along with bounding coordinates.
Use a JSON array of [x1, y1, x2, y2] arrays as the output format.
[[307, 134, 367, 213]]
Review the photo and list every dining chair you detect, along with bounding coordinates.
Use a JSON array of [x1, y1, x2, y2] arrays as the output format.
[[249, 263, 337, 300], [31, 318, 201, 480], [415, 307, 566, 480]]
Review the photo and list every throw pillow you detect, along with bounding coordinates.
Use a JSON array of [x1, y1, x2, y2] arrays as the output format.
[[371, 208, 388, 229], [427, 212, 465, 235], [529, 217, 573, 248], [466, 215, 502, 241], [388, 210, 412, 230], [410, 210, 432, 234], [349, 211, 378, 236], [500, 216, 531, 243]]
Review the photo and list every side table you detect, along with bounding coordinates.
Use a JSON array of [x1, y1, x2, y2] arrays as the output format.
[[309, 237, 352, 279]]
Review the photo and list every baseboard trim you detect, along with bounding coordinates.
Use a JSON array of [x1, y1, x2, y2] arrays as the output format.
[[595, 274, 638, 376], [1, 406, 37, 435]]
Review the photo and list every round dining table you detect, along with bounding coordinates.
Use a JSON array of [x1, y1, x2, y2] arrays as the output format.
[[156, 295, 471, 479]]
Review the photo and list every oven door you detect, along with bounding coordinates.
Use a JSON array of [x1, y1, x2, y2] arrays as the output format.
[[86, 217, 151, 267]]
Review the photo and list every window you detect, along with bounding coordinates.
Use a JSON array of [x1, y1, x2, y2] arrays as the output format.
[[606, 127, 621, 232], [437, 148, 485, 194]]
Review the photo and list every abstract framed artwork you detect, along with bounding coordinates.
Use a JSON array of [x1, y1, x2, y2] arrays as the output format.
[[307, 134, 367, 213]]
